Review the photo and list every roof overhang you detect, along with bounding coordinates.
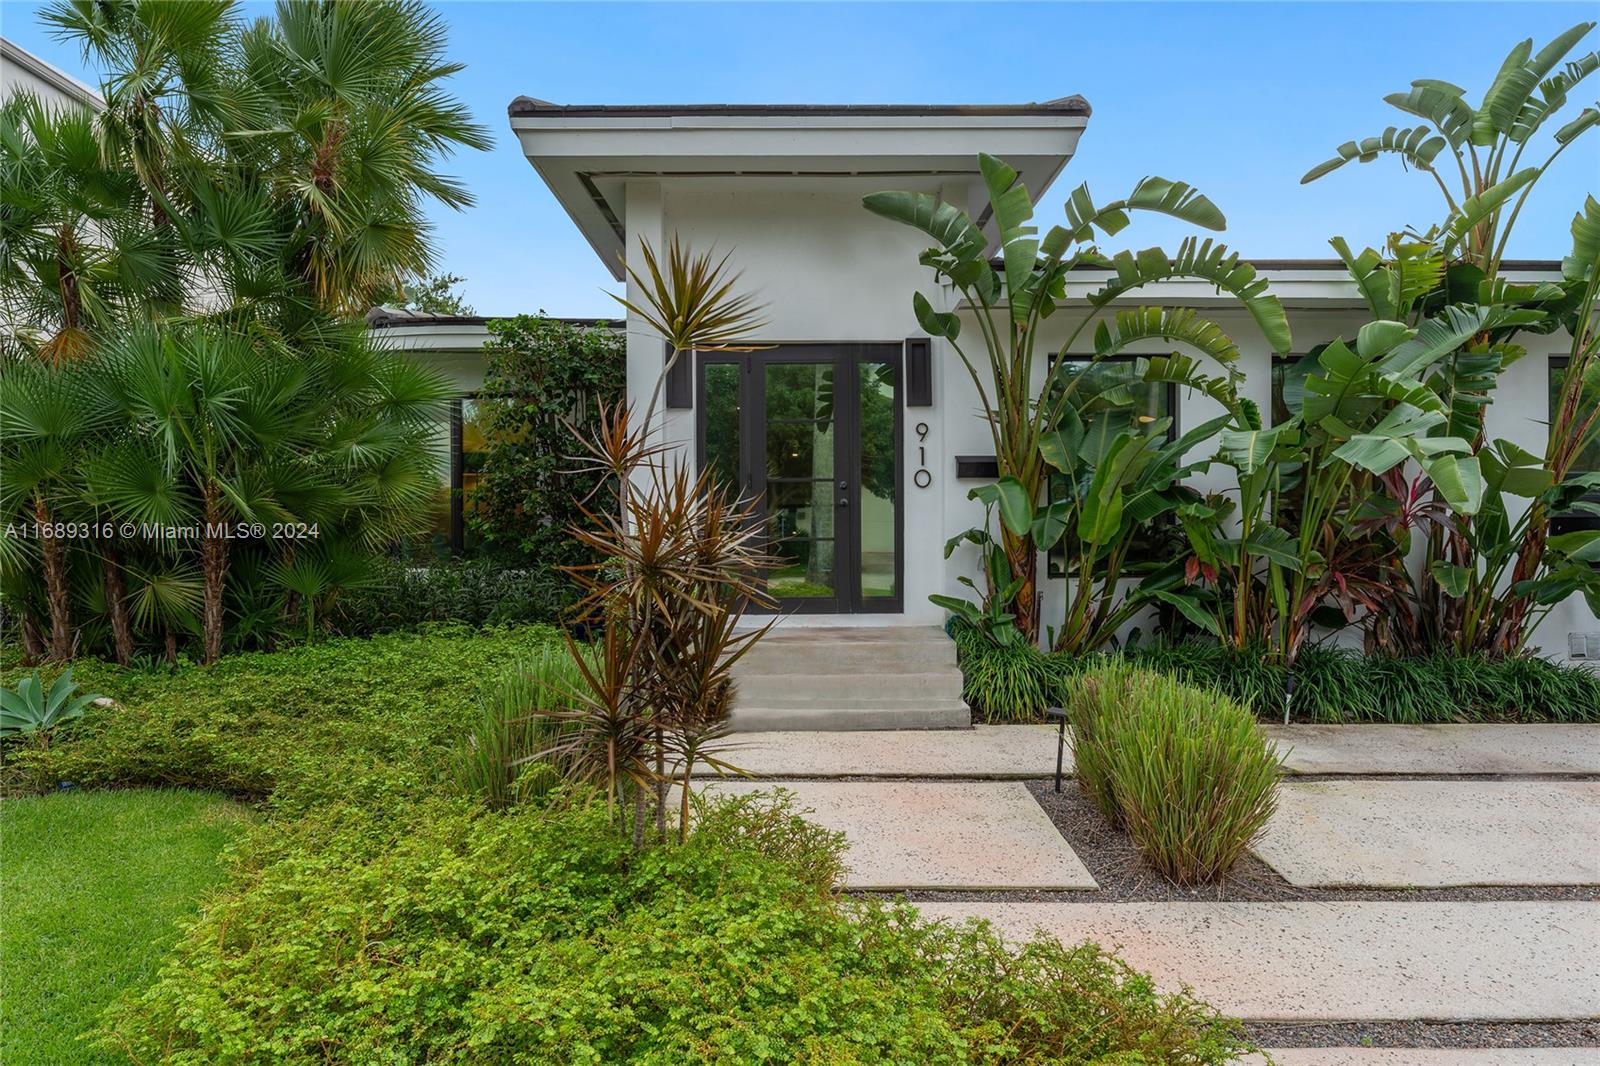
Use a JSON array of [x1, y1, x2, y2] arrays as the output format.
[[508, 98, 1091, 280]]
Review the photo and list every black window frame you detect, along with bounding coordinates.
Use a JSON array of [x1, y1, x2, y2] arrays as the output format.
[[1045, 354, 1181, 580]]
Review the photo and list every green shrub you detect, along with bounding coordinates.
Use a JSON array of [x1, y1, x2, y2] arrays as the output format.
[[331, 557, 575, 636], [1063, 665, 1282, 883], [951, 621, 1053, 721], [453, 644, 587, 808], [1, 625, 564, 812], [98, 793, 1254, 1065], [1059, 660, 1138, 825], [950, 620, 1600, 724]]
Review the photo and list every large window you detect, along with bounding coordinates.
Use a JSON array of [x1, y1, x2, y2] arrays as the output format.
[[1271, 353, 1312, 425], [1551, 356, 1600, 475], [420, 396, 491, 557], [1047, 357, 1179, 578]]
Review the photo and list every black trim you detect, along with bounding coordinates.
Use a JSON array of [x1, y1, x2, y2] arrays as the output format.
[[956, 455, 1000, 480], [365, 310, 619, 330], [1550, 355, 1600, 537], [1053, 354, 1181, 444], [509, 96, 1091, 118], [665, 342, 693, 409], [696, 344, 904, 614], [905, 337, 933, 407], [448, 399, 464, 554]]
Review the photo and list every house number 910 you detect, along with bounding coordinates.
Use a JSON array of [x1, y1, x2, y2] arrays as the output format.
[[913, 422, 932, 488]]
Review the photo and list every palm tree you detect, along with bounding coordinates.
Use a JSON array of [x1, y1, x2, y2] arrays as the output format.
[[0, 359, 115, 658], [0, 94, 179, 364], [39, 0, 491, 323]]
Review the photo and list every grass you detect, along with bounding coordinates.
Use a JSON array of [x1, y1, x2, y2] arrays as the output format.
[[0, 788, 251, 1065]]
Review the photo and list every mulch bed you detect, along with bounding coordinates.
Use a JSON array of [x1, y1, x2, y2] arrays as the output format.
[[1248, 1019, 1600, 1049]]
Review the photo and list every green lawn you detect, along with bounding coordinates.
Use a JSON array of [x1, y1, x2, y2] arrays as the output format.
[[1, 788, 251, 1064]]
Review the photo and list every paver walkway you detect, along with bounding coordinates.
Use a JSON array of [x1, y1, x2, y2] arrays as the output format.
[[701, 723, 1600, 779], [709, 780, 1097, 890], [913, 901, 1600, 1021], [1257, 780, 1600, 887]]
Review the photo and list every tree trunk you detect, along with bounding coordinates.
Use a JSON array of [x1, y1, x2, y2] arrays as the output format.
[[1002, 527, 1038, 645], [164, 629, 177, 664], [33, 495, 73, 660], [200, 484, 229, 665], [101, 541, 134, 667], [20, 614, 44, 665]]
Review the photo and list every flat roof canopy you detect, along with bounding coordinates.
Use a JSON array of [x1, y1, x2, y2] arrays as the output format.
[[508, 97, 1091, 279]]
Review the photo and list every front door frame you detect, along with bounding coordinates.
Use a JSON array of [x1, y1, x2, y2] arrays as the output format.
[[696, 342, 904, 614]]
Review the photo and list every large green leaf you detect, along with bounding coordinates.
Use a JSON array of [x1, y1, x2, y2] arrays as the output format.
[[1087, 238, 1292, 353], [1219, 423, 1299, 474], [1379, 305, 1501, 378], [1554, 106, 1600, 144], [1384, 82, 1475, 147], [968, 476, 1035, 538], [978, 154, 1040, 320], [1243, 524, 1302, 571], [1148, 589, 1222, 636], [1443, 168, 1538, 251], [912, 291, 960, 340], [862, 190, 987, 262], [1565, 194, 1600, 283], [1423, 452, 1484, 514], [1510, 51, 1599, 143], [1124, 176, 1226, 230], [1092, 307, 1242, 366], [1301, 125, 1447, 183], [1331, 237, 1396, 320], [1476, 23, 1595, 145]]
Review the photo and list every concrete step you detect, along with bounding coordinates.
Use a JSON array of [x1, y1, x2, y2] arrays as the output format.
[[735, 641, 957, 672], [734, 669, 965, 703], [729, 626, 966, 732], [727, 700, 971, 732]]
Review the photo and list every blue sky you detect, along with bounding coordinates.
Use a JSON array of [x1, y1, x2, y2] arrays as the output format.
[[4, 1, 1597, 316]]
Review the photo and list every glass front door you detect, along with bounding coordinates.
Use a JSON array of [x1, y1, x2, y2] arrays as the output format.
[[699, 345, 902, 613]]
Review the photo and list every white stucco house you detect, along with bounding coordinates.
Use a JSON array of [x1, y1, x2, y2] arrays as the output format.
[[371, 94, 1597, 664], [0, 37, 100, 110]]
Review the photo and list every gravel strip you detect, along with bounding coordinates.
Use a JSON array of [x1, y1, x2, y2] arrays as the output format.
[[868, 781, 1600, 904], [1248, 1020, 1600, 1049]]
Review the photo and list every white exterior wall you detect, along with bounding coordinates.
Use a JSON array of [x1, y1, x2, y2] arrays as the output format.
[[626, 176, 966, 625], [935, 298, 1595, 661], [1, 38, 99, 110], [380, 190, 1595, 662]]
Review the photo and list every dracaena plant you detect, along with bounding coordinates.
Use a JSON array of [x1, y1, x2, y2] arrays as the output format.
[[866, 154, 1291, 646], [509, 240, 773, 846], [1303, 22, 1600, 656]]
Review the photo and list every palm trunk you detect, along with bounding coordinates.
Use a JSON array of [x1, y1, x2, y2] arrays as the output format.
[[200, 483, 229, 665], [1002, 528, 1038, 644], [20, 614, 44, 665], [33, 495, 72, 660], [101, 541, 134, 667]]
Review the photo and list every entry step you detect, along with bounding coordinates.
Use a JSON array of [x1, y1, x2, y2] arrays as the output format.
[[728, 625, 970, 731]]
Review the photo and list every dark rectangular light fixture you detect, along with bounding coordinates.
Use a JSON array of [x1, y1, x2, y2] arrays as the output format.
[[955, 455, 999, 479], [665, 341, 692, 408], [905, 337, 932, 407]]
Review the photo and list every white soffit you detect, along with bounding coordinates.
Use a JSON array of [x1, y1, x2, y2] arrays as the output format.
[[508, 98, 1091, 279]]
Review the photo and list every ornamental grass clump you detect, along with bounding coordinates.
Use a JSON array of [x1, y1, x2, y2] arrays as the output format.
[[1066, 664, 1282, 884]]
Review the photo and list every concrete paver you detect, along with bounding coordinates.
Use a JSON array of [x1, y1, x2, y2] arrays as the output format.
[[1255, 780, 1600, 888], [702, 724, 1600, 779], [700, 725, 1057, 778], [1271, 724, 1600, 776], [913, 901, 1600, 1021], [708, 780, 1096, 890]]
